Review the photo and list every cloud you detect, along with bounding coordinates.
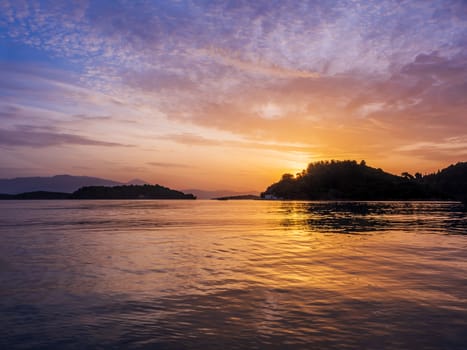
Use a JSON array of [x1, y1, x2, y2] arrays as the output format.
[[0, 105, 22, 119], [122, 69, 196, 92], [4, 0, 465, 80], [198, 48, 320, 79], [162, 133, 222, 146], [148, 162, 193, 169], [71, 114, 112, 121], [69, 114, 139, 126], [398, 136, 467, 152], [395, 136, 467, 163], [163, 133, 317, 154], [0, 166, 44, 178], [0, 127, 129, 148], [158, 48, 467, 162]]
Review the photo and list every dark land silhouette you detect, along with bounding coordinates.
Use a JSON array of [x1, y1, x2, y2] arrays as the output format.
[[215, 195, 261, 200], [0, 191, 71, 200], [0, 175, 248, 199], [71, 184, 195, 199], [261, 160, 467, 202], [0, 185, 195, 200], [1, 161, 467, 201], [183, 189, 260, 199], [422, 162, 467, 202]]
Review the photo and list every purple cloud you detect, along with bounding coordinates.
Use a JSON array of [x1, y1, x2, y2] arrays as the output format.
[[0, 127, 129, 148]]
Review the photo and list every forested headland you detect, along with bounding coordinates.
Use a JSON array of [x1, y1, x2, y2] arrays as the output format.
[[261, 160, 467, 202]]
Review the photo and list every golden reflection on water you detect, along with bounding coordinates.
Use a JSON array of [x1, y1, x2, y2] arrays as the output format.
[[1, 200, 466, 349], [49, 201, 465, 307]]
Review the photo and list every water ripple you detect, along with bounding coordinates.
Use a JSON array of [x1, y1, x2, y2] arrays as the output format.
[[0, 200, 466, 349]]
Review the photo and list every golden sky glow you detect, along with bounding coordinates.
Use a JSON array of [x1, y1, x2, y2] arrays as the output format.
[[1, 1, 466, 191]]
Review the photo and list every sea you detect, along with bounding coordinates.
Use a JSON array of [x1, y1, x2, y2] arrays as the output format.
[[0, 200, 466, 349]]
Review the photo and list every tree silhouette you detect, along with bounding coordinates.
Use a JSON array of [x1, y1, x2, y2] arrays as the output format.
[[261, 160, 450, 200]]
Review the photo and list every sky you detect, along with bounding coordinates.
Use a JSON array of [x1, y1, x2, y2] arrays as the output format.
[[0, 0, 466, 191]]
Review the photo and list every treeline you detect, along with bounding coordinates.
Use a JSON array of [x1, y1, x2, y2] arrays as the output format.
[[0, 191, 71, 200], [71, 184, 195, 199], [261, 160, 467, 201], [0, 184, 196, 200], [422, 162, 467, 201]]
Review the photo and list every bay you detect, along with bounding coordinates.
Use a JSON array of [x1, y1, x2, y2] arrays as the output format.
[[0, 200, 466, 349]]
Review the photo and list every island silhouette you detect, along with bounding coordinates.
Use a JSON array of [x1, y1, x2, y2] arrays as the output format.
[[0, 184, 195, 200], [0, 160, 466, 201], [261, 160, 467, 202]]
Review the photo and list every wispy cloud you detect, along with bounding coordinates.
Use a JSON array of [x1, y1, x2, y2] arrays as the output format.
[[161, 133, 222, 146], [0, 127, 129, 148], [398, 142, 467, 153], [198, 48, 319, 79], [163, 133, 317, 154], [148, 161, 193, 169]]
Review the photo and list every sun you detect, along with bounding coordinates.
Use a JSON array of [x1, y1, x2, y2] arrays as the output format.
[[285, 157, 311, 177]]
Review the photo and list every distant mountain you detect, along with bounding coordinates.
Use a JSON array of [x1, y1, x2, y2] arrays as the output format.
[[261, 160, 444, 200], [0, 174, 258, 199], [0, 175, 122, 194], [183, 189, 260, 199]]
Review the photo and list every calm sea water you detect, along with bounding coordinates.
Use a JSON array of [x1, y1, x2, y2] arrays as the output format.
[[0, 200, 466, 349]]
